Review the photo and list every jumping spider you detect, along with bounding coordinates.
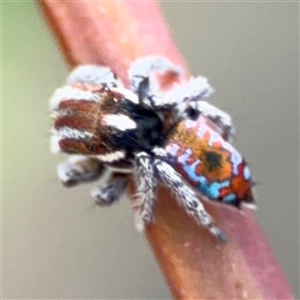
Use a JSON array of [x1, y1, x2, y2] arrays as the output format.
[[50, 56, 255, 242]]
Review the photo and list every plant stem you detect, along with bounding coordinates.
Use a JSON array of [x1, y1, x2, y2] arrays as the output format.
[[37, 1, 294, 299]]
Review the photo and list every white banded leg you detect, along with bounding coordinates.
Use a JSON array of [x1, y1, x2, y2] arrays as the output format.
[[92, 172, 128, 206], [154, 157, 227, 242], [57, 156, 104, 187], [133, 152, 157, 232]]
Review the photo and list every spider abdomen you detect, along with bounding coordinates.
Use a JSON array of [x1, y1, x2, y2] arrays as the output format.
[[165, 119, 255, 208]]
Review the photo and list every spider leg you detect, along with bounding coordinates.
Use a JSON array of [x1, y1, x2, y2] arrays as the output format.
[[128, 56, 183, 108], [57, 156, 104, 187], [91, 172, 128, 206], [66, 65, 123, 88], [133, 152, 157, 232], [49, 65, 123, 112], [152, 148, 227, 242], [165, 76, 233, 140], [162, 76, 214, 114], [186, 101, 235, 141], [129, 56, 182, 94]]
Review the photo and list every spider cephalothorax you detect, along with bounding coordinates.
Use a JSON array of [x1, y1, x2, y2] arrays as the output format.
[[50, 56, 255, 242]]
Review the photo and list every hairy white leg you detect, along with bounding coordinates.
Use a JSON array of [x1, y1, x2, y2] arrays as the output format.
[[187, 101, 234, 141], [57, 156, 104, 187], [129, 57, 215, 110], [128, 56, 183, 108], [154, 157, 227, 242], [91, 172, 128, 206], [161, 76, 214, 114], [66, 65, 123, 88], [133, 152, 157, 232], [129, 56, 182, 93]]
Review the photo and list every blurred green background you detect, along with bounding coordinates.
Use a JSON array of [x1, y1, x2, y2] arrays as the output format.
[[2, 1, 299, 299]]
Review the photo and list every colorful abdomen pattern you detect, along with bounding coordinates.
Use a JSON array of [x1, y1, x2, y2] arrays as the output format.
[[165, 119, 254, 208]]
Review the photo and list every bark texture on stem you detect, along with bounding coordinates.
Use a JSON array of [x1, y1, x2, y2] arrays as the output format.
[[37, 1, 294, 299]]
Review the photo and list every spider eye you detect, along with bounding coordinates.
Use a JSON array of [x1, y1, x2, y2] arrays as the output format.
[[186, 107, 200, 120]]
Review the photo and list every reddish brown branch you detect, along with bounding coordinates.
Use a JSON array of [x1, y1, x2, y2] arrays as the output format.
[[37, 1, 294, 299]]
